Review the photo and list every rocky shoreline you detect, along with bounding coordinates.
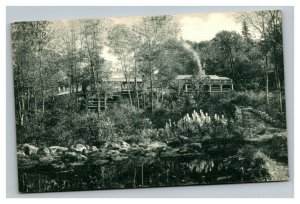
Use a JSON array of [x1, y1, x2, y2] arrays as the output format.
[[17, 141, 205, 172]]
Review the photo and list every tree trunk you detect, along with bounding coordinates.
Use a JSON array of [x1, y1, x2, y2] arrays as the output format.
[[42, 90, 45, 113], [97, 93, 101, 117], [127, 82, 133, 106], [150, 74, 154, 112], [134, 59, 139, 108], [27, 89, 30, 111], [34, 88, 37, 114], [149, 59, 154, 112], [266, 73, 269, 105], [104, 93, 107, 110], [273, 44, 283, 113]]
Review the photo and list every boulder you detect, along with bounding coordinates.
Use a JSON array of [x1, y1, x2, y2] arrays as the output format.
[[107, 143, 122, 150], [90, 146, 98, 152], [112, 156, 127, 162], [62, 152, 87, 163], [39, 156, 54, 163], [90, 151, 110, 159], [82, 149, 91, 156], [119, 141, 131, 149], [17, 150, 26, 157], [138, 143, 148, 149], [37, 147, 51, 157], [119, 148, 129, 153], [146, 142, 167, 151], [49, 146, 68, 155], [77, 154, 88, 162], [188, 143, 202, 151], [70, 144, 87, 153], [130, 147, 145, 156], [106, 149, 120, 156], [22, 144, 39, 156]]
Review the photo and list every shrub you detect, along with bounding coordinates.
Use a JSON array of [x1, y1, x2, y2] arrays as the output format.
[[160, 109, 230, 142]]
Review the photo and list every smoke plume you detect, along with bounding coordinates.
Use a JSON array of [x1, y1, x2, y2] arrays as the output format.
[[182, 41, 205, 76]]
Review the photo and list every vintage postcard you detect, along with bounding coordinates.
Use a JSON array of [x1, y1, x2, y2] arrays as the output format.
[[11, 10, 288, 193]]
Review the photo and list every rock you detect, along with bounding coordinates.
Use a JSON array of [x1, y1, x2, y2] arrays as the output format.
[[119, 141, 131, 149], [106, 149, 120, 156], [17, 150, 26, 157], [82, 146, 98, 155], [147, 142, 166, 151], [49, 146, 68, 155], [62, 152, 87, 163], [39, 156, 54, 163], [138, 143, 148, 149], [109, 143, 122, 150], [90, 146, 98, 152], [90, 151, 110, 159], [37, 147, 51, 157], [70, 144, 87, 153], [112, 156, 127, 162], [62, 152, 78, 162], [188, 143, 202, 151], [22, 144, 39, 156], [82, 149, 91, 156], [130, 147, 143, 155], [119, 148, 129, 153], [77, 154, 88, 162]]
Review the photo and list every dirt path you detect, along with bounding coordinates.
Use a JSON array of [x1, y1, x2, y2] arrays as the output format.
[[238, 107, 289, 181], [255, 150, 289, 181]]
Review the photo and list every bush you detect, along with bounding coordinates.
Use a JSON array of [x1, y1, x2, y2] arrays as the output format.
[[159, 110, 231, 143]]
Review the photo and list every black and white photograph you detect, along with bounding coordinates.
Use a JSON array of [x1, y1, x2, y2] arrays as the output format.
[[11, 10, 289, 193]]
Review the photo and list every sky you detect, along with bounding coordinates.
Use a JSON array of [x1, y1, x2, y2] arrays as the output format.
[[102, 12, 243, 70], [177, 12, 242, 42]]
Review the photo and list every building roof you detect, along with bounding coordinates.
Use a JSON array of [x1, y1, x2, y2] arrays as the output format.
[[102, 77, 143, 82], [205, 75, 231, 80], [175, 75, 193, 80], [175, 75, 231, 80]]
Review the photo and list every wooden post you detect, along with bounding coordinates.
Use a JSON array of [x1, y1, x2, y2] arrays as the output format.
[[209, 85, 212, 92], [220, 85, 223, 92]]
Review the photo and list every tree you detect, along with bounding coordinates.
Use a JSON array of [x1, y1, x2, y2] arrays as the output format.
[[79, 19, 107, 116], [12, 21, 55, 126], [194, 30, 263, 91], [238, 10, 284, 112], [108, 24, 137, 106], [242, 20, 252, 43], [210, 31, 243, 82], [133, 15, 179, 112]]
